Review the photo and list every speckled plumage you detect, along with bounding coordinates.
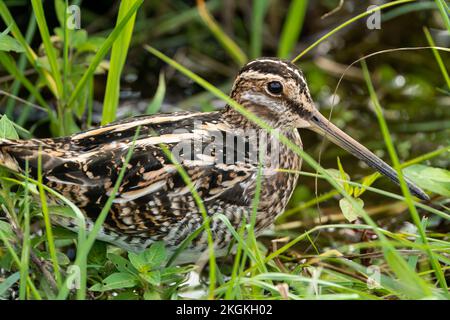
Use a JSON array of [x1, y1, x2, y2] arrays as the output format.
[[0, 57, 428, 263]]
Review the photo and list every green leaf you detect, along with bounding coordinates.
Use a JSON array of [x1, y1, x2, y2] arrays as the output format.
[[143, 289, 161, 300], [0, 115, 19, 139], [326, 169, 347, 189], [0, 220, 13, 238], [354, 172, 380, 198], [141, 270, 161, 286], [128, 251, 149, 272], [107, 253, 138, 274], [112, 290, 140, 300], [87, 241, 107, 266], [144, 242, 166, 267], [404, 164, 450, 197], [54, 0, 65, 27], [0, 33, 24, 52], [54, 28, 88, 49], [90, 272, 138, 292], [0, 271, 19, 297], [339, 197, 364, 222], [337, 157, 353, 195]]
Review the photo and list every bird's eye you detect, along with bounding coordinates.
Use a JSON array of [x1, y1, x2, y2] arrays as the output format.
[[267, 81, 283, 95]]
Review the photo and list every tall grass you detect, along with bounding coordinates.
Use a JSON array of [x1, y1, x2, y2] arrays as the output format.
[[101, 0, 139, 125], [277, 0, 308, 59], [250, 0, 269, 59], [361, 60, 448, 294], [423, 27, 450, 89], [196, 0, 247, 65]]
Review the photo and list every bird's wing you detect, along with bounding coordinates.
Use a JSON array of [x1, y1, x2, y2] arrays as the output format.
[[0, 112, 258, 238]]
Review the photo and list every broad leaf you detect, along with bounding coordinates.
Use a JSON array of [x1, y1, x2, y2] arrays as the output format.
[[404, 164, 450, 197], [141, 270, 161, 286], [107, 253, 137, 275], [144, 242, 166, 267], [0, 272, 19, 298], [339, 198, 364, 222], [128, 251, 149, 272], [0, 115, 19, 139], [90, 272, 138, 292], [0, 26, 24, 53]]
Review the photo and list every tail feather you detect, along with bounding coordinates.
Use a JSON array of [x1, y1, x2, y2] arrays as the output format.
[[0, 138, 24, 172]]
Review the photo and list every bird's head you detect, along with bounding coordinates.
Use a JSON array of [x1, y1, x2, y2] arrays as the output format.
[[228, 57, 429, 200]]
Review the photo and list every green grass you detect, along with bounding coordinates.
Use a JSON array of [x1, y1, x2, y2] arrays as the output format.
[[101, 0, 139, 125], [0, 0, 448, 300], [277, 0, 309, 59]]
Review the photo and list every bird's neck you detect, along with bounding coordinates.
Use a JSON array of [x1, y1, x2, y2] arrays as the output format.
[[221, 104, 292, 131]]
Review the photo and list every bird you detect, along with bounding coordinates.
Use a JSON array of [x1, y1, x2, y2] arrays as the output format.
[[0, 57, 428, 263]]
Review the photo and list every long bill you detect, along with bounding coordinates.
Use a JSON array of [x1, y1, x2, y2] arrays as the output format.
[[307, 111, 429, 201]]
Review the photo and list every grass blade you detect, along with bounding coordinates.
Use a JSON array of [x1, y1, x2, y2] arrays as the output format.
[[19, 161, 30, 300], [277, 0, 308, 59], [146, 72, 166, 114], [361, 60, 448, 295], [291, 0, 416, 62], [67, 0, 144, 109], [30, 0, 64, 99], [196, 0, 247, 65], [423, 26, 450, 89], [37, 148, 62, 288], [101, 0, 139, 125], [5, 14, 37, 119], [434, 0, 450, 33], [250, 0, 269, 59], [0, 0, 58, 96]]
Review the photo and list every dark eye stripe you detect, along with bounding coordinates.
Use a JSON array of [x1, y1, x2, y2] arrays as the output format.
[[267, 81, 283, 94]]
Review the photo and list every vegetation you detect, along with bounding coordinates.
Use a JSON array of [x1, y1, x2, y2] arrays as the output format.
[[0, 0, 449, 300]]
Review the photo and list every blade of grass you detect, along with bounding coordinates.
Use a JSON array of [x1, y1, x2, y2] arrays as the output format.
[[0, 52, 54, 119], [31, 0, 64, 99], [196, 0, 247, 65], [19, 161, 30, 300], [0, 0, 58, 96], [434, 0, 450, 32], [247, 147, 268, 274], [224, 222, 246, 299], [0, 229, 41, 300], [146, 72, 166, 114], [291, 0, 416, 62], [423, 27, 450, 89], [158, 143, 217, 300], [101, 0, 139, 125], [1, 174, 88, 299], [361, 60, 448, 295], [62, 0, 70, 103], [277, 0, 308, 59], [382, 1, 440, 21], [250, 0, 269, 59], [5, 14, 36, 119], [37, 148, 62, 288], [408, 217, 428, 269], [67, 0, 143, 109]]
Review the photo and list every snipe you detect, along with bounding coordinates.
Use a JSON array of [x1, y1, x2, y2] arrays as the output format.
[[0, 57, 428, 263]]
